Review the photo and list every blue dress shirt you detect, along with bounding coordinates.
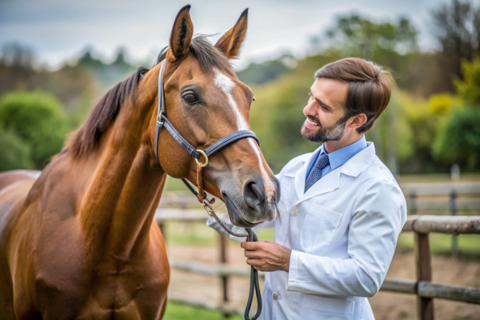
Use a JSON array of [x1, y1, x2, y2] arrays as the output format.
[[306, 135, 368, 181]]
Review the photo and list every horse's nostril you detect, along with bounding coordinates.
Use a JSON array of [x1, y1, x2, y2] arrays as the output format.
[[244, 180, 266, 209]]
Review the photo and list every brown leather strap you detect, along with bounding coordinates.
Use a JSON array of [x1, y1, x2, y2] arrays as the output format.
[[196, 164, 215, 205], [196, 165, 205, 202]]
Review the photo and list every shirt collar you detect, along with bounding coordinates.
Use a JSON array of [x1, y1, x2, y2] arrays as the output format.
[[320, 135, 367, 170]]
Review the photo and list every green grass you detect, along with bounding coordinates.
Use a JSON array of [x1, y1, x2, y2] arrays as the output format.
[[165, 221, 217, 246], [397, 233, 480, 255], [164, 221, 276, 246], [164, 302, 243, 320], [256, 228, 275, 241], [165, 176, 192, 191]]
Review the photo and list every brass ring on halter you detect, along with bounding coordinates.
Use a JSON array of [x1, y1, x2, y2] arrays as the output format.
[[195, 150, 209, 167]]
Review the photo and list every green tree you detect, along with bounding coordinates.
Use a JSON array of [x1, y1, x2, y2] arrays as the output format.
[[0, 126, 34, 171], [434, 106, 480, 171], [0, 91, 69, 169], [454, 58, 480, 104], [432, 0, 480, 91], [237, 57, 290, 85], [433, 58, 480, 172], [323, 15, 418, 59]]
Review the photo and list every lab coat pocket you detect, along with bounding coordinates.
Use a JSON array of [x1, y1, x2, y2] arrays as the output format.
[[300, 203, 341, 254], [301, 294, 355, 320]]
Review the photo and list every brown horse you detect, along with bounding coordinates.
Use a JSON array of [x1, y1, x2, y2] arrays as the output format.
[[0, 6, 279, 319]]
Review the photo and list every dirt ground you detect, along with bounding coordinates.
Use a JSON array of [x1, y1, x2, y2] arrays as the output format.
[[166, 242, 480, 320]]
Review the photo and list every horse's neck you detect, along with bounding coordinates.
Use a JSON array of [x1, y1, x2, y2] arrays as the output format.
[[79, 94, 164, 261]]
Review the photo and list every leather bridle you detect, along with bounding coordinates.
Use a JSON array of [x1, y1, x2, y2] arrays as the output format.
[[153, 49, 262, 320]]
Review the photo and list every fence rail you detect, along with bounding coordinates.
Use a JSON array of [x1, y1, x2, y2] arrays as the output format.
[[399, 182, 480, 196], [403, 215, 480, 234]]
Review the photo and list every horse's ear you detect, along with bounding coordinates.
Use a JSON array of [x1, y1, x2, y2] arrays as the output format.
[[168, 5, 194, 62], [215, 8, 248, 59]]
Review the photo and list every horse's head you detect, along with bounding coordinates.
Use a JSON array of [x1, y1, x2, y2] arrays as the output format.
[[148, 6, 279, 227]]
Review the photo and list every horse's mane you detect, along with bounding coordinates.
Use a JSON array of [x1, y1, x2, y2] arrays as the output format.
[[67, 67, 148, 158], [67, 36, 229, 158]]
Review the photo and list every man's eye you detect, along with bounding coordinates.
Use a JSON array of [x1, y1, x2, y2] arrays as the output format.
[[183, 92, 198, 105]]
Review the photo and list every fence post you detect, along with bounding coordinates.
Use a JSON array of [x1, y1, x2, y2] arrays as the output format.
[[415, 231, 434, 320], [410, 190, 417, 216], [158, 221, 166, 242], [449, 190, 458, 257], [219, 233, 230, 317]]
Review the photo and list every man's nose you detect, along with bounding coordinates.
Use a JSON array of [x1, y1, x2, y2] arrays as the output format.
[[303, 99, 317, 117]]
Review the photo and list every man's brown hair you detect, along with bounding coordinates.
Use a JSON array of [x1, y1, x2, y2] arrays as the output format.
[[315, 57, 395, 133]]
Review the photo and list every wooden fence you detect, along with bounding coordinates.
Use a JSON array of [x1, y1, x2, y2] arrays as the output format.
[[401, 182, 480, 257], [384, 215, 480, 320], [155, 183, 480, 319], [401, 182, 480, 215]]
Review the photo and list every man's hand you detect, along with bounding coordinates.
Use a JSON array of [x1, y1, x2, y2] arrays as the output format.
[[241, 240, 292, 272]]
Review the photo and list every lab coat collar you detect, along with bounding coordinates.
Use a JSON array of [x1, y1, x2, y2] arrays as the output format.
[[339, 141, 376, 177], [294, 142, 376, 202]]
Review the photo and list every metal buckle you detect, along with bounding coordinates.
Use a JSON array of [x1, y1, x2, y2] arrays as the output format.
[[203, 200, 214, 216], [195, 149, 209, 167], [157, 113, 164, 127]]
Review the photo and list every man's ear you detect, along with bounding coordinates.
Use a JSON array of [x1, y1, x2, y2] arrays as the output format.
[[349, 113, 368, 129], [215, 8, 248, 59], [167, 5, 194, 62]]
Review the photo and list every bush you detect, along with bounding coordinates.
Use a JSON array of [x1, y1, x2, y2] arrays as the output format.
[[0, 126, 34, 171], [455, 58, 480, 105], [0, 91, 69, 169], [434, 105, 480, 171]]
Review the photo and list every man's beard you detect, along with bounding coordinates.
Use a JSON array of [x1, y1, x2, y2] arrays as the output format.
[[301, 115, 348, 143]]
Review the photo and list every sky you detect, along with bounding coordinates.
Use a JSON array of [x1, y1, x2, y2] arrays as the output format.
[[0, 0, 476, 70]]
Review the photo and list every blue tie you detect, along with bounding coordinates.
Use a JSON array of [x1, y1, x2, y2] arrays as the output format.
[[305, 154, 330, 192]]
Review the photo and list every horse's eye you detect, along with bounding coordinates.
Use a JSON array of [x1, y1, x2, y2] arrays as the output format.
[[183, 92, 198, 105]]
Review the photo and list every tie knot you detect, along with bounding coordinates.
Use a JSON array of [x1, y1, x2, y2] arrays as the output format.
[[315, 154, 329, 170]]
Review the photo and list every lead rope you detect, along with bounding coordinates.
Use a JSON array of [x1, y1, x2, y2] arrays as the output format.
[[180, 179, 262, 320], [244, 228, 262, 320]]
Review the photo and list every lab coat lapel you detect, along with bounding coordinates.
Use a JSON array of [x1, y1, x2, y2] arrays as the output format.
[[294, 142, 376, 205], [299, 169, 341, 203], [294, 160, 308, 200], [294, 147, 322, 200], [294, 145, 341, 202]]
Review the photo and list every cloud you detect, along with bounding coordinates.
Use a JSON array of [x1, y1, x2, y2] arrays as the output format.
[[0, 0, 458, 69]]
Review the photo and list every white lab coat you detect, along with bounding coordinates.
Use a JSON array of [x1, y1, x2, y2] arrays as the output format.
[[208, 142, 407, 320]]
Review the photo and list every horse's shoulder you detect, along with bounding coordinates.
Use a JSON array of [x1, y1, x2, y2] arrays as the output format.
[[0, 170, 40, 191], [0, 170, 40, 229]]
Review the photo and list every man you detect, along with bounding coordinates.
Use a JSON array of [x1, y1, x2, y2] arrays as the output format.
[[208, 57, 406, 319]]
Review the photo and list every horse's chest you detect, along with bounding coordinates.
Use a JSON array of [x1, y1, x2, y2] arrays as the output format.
[[79, 269, 169, 319], [33, 251, 170, 319]]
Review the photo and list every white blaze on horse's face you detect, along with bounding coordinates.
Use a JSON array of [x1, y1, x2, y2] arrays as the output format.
[[213, 68, 276, 203], [213, 68, 248, 131]]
